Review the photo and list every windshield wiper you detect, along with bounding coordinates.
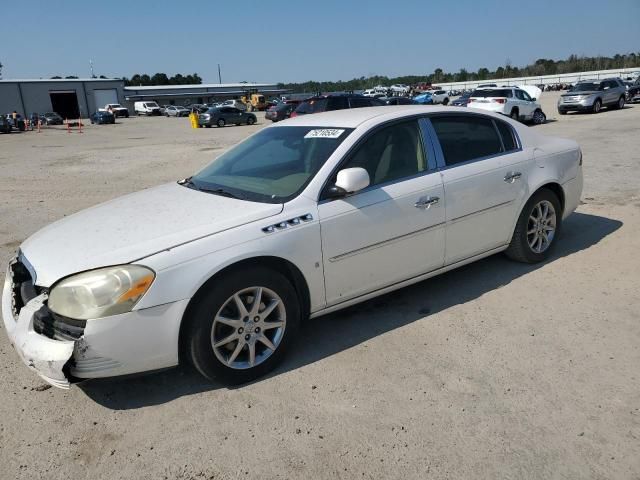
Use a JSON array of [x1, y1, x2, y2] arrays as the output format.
[[198, 186, 244, 200]]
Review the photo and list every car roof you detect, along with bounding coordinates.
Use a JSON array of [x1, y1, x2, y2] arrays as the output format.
[[274, 105, 455, 128]]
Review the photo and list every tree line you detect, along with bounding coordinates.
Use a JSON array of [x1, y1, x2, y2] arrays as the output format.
[[48, 73, 203, 86], [277, 53, 640, 93]]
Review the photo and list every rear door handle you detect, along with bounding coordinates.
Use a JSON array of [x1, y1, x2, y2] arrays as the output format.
[[415, 196, 439, 209], [504, 172, 522, 183]]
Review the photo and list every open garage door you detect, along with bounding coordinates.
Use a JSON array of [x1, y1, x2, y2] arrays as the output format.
[[49, 91, 80, 119], [93, 89, 118, 112]]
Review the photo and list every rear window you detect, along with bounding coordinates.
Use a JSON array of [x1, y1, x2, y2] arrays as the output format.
[[295, 98, 328, 114], [431, 115, 504, 166], [471, 89, 513, 98], [494, 120, 517, 151]]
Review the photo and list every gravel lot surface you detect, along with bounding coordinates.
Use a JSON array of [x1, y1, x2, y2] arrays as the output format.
[[1, 92, 638, 479]]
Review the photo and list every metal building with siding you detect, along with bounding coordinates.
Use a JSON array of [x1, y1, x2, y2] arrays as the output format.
[[0, 78, 127, 119]]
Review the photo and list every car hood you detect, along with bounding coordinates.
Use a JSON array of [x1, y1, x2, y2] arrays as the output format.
[[21, 182, 283, 287]]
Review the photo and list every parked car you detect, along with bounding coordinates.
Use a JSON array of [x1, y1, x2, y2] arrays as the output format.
[[165, 106, 190, 117], [468, 86, 546, 124], [39, 112, 64, 125], [380, 96, 418, 105], [627, 79, 640, 103], [413, 92, 434, 105], [134, 101, 162, 116], [430, 90, 450, 105], [557, 78, 627, 114], [0, 115, 11, 133], [198, 107, 257, 127], [450, 91, 472, 107], [5, 113, 26, 131], [2, 106, 583, 388], [389, 84, 410, 95], [220, 100, 247, 111], [102, 104, 129, 118], [291, 94, 383, 117], [265, 103, 297, 122], [90, 111, 115, 124]]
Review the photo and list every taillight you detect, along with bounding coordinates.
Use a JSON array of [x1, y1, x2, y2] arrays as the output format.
[[290, 111, 297, 117], [492, 98, 506, 104]]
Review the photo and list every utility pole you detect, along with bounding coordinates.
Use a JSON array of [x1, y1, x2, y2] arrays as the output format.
[[90, 59, 95, 78], [218, 64, 222, 84]]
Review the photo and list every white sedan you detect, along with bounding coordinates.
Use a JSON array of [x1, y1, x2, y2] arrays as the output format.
[[2, 106, 583, 388]]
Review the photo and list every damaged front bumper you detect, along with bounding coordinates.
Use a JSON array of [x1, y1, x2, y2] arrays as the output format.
[[2, 261, 189, 390], [2, 278, 74, 388]]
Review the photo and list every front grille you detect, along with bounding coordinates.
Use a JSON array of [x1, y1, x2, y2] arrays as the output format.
[[33, 306, 86, 341]]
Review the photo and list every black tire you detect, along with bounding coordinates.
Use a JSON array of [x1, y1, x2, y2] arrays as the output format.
[[247, 116, 256, 125], [505, 188, 562, 264], [614, 96, 625, 110], [217, 118, 225, 127], [532, 109, 546, 125], [184, 267, 301, 384], [592, 99, 602, 114], [204, 124, 211, 128], [510, 108, 519, 121], [558, 109, 567, 115], [442, 97, 449, 105]]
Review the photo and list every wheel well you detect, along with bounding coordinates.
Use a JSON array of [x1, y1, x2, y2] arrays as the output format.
[[177, 256, 311, 364], [535, 183, 565, 214], [511, 107, 519, 115]]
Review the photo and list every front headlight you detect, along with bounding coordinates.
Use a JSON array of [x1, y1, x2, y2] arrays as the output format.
[[48, 265, 155, 320]]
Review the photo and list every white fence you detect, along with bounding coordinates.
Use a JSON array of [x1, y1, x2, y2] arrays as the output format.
[[437, 67, 640, 91]]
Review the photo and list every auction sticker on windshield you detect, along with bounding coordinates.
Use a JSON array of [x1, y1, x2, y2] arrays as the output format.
[[304, 129, 345, 139]]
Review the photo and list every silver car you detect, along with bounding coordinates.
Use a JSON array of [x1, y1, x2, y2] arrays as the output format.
[[557, 78, 627, 114], [198, 107, 257, 128], [164, 106, 190, 117]]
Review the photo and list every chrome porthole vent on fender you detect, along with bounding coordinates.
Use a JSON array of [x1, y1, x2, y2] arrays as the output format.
[[262, 214, 313, 234]]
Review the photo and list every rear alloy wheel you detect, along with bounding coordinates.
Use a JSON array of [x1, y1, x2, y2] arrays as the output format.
[[615, 96, 625, 110], [442, 98, 449, 105], [247, 116, 255, 125], [510, 109, 519, 121], [532, 109, 546, 125], [217, 118, 225, 127], [592, 99, 602, 114], [185, 267, 300, 384], [505, 188, 561, 263]]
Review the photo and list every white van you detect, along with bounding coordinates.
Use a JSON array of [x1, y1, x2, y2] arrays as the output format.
[[134, 101, 161, 116]]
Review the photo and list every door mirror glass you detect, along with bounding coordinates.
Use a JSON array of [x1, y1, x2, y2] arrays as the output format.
[[334, 167, 370, 194]]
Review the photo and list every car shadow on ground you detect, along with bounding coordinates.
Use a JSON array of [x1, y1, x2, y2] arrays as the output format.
[[80, 211, 622, 409]]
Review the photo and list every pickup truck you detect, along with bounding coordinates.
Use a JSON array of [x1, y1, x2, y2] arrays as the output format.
[[100, 104, 129, 117]]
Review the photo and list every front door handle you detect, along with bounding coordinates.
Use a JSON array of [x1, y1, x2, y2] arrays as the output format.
[[504, 172, 522, 183], [415, 196, 439, 209]]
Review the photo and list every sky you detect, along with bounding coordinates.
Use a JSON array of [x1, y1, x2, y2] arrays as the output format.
[[2, 0, 639, 84]]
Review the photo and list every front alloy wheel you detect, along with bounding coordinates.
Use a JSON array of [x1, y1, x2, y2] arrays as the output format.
[[532, 109, 546, 125], [185, 266, 300, 384], [211, 287, 286, 370]]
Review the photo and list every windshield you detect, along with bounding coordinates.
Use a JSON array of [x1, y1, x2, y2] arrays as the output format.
[[573, 82, 600, 92], [189, 126, 352, 203], [110, 104, 123, 108], [471, 89, 512, 98]]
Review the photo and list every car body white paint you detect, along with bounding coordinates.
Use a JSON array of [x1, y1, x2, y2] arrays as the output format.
[[2, 105, 583, 388], [468, 87, 543, 121]]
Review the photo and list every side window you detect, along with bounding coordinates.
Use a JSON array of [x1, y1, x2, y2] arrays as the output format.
[[521, 91, 532, 101], [514, 90, 525, 100], [327, 97, 349, 110], [494, 120, 518, 152], [341, 121, 427, 187], [431, 115, 503, 166]]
